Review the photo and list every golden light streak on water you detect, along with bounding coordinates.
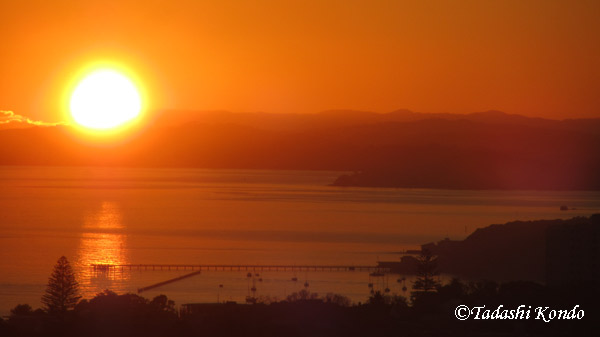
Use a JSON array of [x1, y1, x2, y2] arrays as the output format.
[[75, 201, 130, 298]]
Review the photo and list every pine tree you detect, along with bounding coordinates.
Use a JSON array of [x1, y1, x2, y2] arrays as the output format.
[[41, 256, 81, 313], [412, 249, 441, 293]]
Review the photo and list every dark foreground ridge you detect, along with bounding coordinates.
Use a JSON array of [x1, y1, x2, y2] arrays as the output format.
[[0, 279, 600, 337], [2, 285, 599, 337]]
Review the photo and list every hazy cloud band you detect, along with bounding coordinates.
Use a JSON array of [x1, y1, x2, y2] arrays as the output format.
[[0, 110, 65, 127]]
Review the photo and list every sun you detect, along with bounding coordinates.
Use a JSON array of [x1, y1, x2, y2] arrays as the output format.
[[69, 69, 142, 130]]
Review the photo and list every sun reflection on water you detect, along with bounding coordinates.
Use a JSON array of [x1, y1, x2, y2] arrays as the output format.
[[76, 201, 130, 298]]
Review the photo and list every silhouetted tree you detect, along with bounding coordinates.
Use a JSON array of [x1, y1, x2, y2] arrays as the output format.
[[437, 278, 466, 302], [10, 304, 33, 317], [286, 289, 319, 302], [466, 280, 498, 303], [7, 303, 46, 336], [413, 249, 440, 293], [410, 249, 442, 309], [367, 291, 388, 306], [324, 293, 351, 307], [41, 256, 81, 314], [150, 294, 176, 314], [72, 290, 178, 337]]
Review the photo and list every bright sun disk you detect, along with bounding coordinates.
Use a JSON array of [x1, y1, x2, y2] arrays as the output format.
[[70, 69, 142, 130]]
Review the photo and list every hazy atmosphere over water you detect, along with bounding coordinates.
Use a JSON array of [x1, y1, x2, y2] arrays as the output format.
[[1, 166, 599, 315]]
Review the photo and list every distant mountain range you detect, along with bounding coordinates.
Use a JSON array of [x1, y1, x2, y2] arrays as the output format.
[[151, 109, 600, 132], [2, 110, 600, 190]]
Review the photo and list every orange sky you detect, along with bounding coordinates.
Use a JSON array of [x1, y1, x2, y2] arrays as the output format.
[[1, 0, 599, 122]]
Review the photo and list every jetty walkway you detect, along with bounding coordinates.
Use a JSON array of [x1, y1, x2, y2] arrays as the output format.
[[92, 263, 386, 272]]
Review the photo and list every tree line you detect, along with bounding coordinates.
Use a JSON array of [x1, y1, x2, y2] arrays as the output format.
[[1, 254, 597, 336]]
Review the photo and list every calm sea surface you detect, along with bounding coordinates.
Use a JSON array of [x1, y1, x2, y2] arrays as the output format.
[[1, 166, 599, 315]]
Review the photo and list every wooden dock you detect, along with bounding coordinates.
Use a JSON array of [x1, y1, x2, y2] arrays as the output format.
[[92, 263, 386, 272]]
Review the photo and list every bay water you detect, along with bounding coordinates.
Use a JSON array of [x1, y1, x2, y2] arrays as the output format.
[[1, 166, 599, 315]]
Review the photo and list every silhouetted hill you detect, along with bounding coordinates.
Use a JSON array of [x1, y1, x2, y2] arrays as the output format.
[[423, 214, 600, 282], [154, 109, 592, 131], [2, 110, 600, 189]]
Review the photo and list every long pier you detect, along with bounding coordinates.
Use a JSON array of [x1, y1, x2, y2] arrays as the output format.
[[92, 263, 386, 272]]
